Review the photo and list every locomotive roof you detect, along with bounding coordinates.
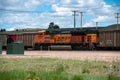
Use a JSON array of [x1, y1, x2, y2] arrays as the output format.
[[46, 29, 99, 35], [85, 29, 99, 34], [46, 30, 61, 34], [46, 30, 71, 34], [70, 30, 86, 35], [61, 31, 71, 34]]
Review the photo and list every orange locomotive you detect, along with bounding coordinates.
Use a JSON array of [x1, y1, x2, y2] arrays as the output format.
[[33, 29, 99, 50]]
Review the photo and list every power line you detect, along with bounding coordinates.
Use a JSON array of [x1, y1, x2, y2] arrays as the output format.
[[115, 13, 120, 30], [0, 8, 73, 13], [0, 8, 37, 13], [79, 12, 84, 30], [72, 10, 78, 30], [1, 6, 119, 13], [96, 22, 98, 30]]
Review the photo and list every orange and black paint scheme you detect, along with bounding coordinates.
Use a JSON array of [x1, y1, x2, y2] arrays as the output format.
[[33, 29, 99, 50]]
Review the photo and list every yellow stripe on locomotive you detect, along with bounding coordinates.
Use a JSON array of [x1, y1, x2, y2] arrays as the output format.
[[54, 34, 71, 43]]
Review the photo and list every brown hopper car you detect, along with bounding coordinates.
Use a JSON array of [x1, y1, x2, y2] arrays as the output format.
[[0, 32, 37, 49], [99, 30, 120, 49]]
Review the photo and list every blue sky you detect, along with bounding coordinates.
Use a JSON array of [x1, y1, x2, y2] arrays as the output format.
[[0, 0, 120, 31]]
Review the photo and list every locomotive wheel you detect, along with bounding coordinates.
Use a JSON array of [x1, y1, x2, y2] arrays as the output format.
[[33, 44, 40, 50], [71, 45, 75, 50], [42, 45, 48, 50], [71, 45, 78, 50]]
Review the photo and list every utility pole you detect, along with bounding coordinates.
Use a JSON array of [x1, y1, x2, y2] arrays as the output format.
[[72, 10, 78, 30], [79, 12, 83, 30], [115, 13, 120, 30], [96, 22, 98, 30]]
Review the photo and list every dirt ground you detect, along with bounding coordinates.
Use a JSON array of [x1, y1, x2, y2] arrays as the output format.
[[1, 51, 120, 62]]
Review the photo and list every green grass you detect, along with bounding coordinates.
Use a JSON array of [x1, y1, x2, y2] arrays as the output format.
[[0, 58, 120, 80]]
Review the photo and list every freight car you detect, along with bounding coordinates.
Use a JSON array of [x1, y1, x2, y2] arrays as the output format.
[[99, 30, 120, 50], [0, 32, 37, 49], [0, 34, 7, 48]]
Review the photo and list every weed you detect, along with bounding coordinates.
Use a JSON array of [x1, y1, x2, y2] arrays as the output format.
[[103, 65, 108, 69], [0, 58, 119, 80], [72, 75, 83, 80], [107, 74, 120, 80], [82, 68, 90, 74]]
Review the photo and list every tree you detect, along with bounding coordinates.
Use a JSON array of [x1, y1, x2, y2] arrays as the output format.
[[16, 29, 19, 31], [48, 22, 60, 29], [48, 22, 54, 29], [54, 25, 59, 29], [0, 29, 6, 32]]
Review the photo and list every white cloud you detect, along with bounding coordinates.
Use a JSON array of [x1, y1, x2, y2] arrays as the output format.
[[0, 0, 56, 10], [83, 22, 93, 27], [0, 0, 119, 30], [52, 4, 72, 16], [51, 0, 116, 27], [93, 16, 114, 22], [8, 28, 16, 31]]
